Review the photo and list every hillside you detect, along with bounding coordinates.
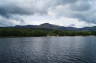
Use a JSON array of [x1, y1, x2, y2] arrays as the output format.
[[13, 23, 96, 31]]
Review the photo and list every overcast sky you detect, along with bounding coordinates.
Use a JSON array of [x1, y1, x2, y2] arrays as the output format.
[[0, 0, 96, 28]]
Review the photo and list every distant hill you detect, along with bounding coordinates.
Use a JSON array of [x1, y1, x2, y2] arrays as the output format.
[[79, 26, 96, 31], [0, 23, 96, 37], [14, 23, 79, 31], [2, 23, 96, 31]]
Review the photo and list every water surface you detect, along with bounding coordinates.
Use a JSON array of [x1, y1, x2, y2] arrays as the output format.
[[0, 36, 96, 63]]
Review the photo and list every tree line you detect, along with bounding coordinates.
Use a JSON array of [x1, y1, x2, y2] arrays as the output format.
[[0, 27, 96, 37]]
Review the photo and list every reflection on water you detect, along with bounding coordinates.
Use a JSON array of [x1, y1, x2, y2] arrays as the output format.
[[0, 36, 96, 63]]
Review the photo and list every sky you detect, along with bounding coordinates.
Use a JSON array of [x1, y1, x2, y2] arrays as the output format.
[[0, 0, 96, 28]]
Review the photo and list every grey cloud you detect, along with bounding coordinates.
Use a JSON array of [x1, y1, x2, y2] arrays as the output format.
[[0, 6, 33, 18], [71, 0, 91, 11], [0, 0, 49, 17], [0, 0, 96, 27], [0, 0, 78, 17], [0, 18, 14, 27], [48, 0, 96, 23], [56, 0, 77, 4]]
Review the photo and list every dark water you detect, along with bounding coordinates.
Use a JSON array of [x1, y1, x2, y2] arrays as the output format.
[[0, 36, 96, 63]]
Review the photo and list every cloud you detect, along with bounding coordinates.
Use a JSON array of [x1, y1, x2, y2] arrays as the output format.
[[0, 0, 90, 16], [18, 15, 96, 28], [0, 15, 21, 27], [48, 0, 96, 23], [0, 0, 96, 27], [0, 0, 53, 16]]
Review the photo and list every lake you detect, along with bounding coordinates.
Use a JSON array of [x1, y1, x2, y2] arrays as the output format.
[[0, 36, 96, 63]]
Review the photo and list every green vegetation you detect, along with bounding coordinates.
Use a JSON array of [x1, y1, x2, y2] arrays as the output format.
[[0, 27, 96, 37]]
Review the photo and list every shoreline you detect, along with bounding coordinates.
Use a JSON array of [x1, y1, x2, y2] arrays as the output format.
[[0, 35, 96, 38], [0, 28, 96, 37]]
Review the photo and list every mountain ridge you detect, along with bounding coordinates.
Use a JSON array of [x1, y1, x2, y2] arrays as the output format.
[[1, 23, 96, 31]]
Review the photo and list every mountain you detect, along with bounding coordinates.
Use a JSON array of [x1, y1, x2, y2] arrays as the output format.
[[14, 23, 79, 30], [80, 26, 96, 31], [6, 23, 96, 31]]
